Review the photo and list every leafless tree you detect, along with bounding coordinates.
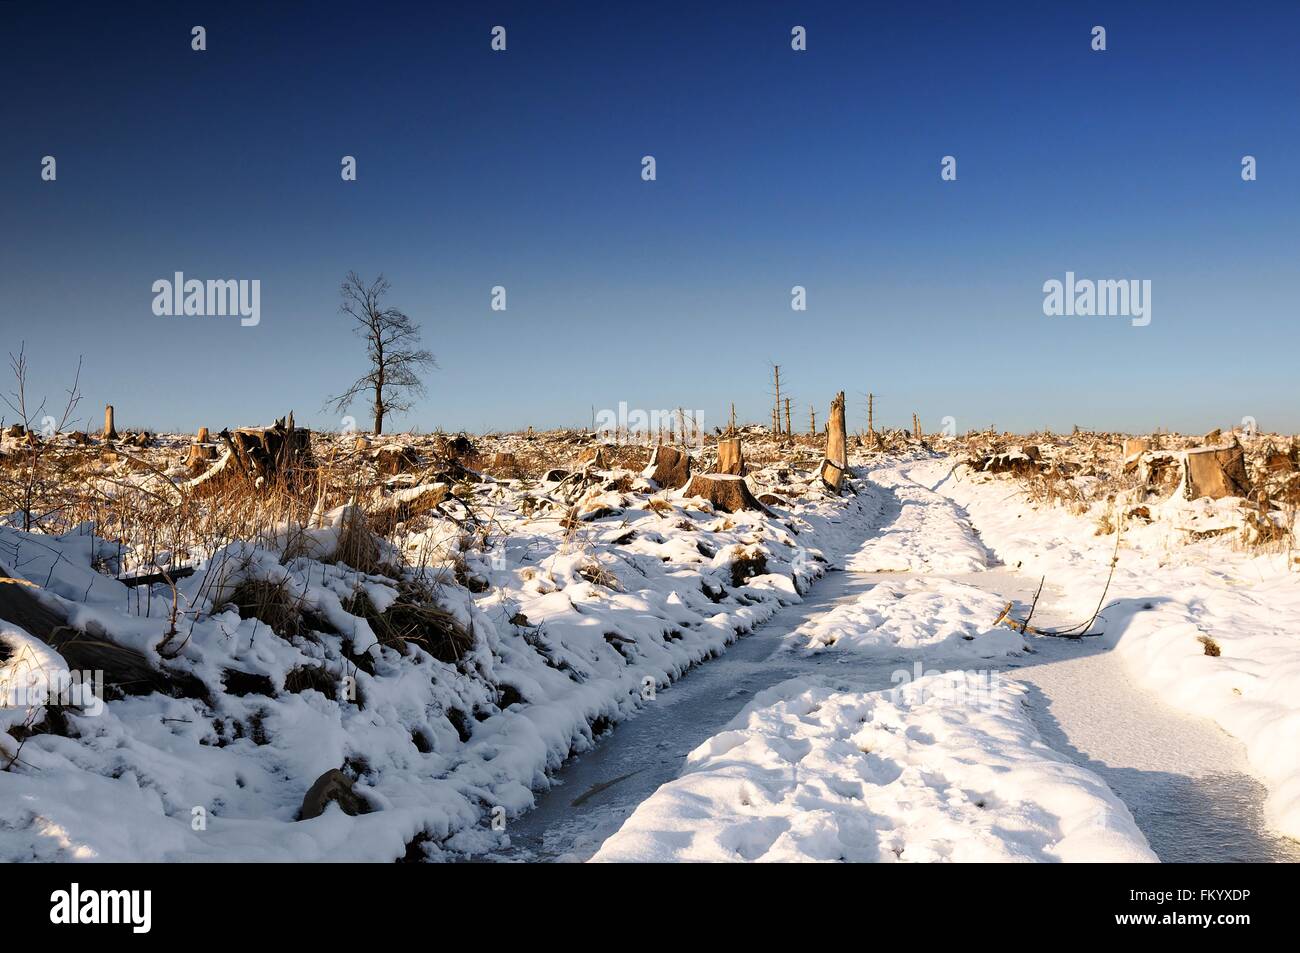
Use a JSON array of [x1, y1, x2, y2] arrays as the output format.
[[325, 272, 435, 435], [0, 343, 83, 531]]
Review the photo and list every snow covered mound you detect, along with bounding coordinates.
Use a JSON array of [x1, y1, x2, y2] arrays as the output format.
[[592, 673, 1155, 863], [792, 576, 1028, 659]]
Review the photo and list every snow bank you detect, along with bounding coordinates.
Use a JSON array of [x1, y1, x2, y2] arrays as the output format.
[[592, 673, 1155, 862], [791, 576, 1028, 659], [0, 468, 879, 861], [933, 459, 1300, 840]]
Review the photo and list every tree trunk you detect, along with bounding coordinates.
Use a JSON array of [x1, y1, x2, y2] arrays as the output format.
[[0, 569, 202, 699], [820, 391, 848, 491], [827, 391, 847, 468]]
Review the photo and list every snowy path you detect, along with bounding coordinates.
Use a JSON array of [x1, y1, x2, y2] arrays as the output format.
[[484, 461, 1300, 862]]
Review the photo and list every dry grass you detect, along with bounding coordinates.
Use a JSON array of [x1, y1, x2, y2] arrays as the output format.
[[225, 577, 303, 639], [341, 583, 474, 664], [730, 546, 767, 587]]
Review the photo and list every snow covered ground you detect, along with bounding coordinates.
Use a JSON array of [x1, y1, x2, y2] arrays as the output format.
[[844, 463, 987, 574], [592, 673, 1154, 862], [580, 456, 1299, 863], [0, 457, 875, 861], [2, 443, 1295, 863], [932, 458, 1300, 840]]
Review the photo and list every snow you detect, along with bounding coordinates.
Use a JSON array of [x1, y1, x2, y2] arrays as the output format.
[[581, 455, 1296, 863], [843, 464, 987, 573], [592, 673, 1155, 863], [933, 459, 1300, 840], [0, 463, 877, 861], [791, 575, 1028, 659], [3, 440, 1295, 862]]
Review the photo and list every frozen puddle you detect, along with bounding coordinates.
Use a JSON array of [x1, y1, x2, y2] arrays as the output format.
[[480, 472, 1300, 863], [1009, 626, 1300, 863]]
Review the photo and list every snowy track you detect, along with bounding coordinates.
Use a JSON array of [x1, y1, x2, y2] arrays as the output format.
[[485, 460, 1300, 862]]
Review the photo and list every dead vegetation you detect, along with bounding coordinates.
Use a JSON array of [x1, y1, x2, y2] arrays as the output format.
[[944, 425, 1299, 557]]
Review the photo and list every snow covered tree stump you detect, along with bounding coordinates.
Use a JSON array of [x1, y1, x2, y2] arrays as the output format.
[[187, 417, 314, 494], [817, 458, 847, 491], [684, 473, 768, 513], [373, 445, 420, 474], [221, 421, 313, 483]]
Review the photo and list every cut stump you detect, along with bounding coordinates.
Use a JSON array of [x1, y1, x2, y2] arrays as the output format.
[[644, 445, 691, 490], [1185, 444, 1251, 500], [683, 473, 768, 513], [717, 436, 745, 475], [577, 446, 609, 469]]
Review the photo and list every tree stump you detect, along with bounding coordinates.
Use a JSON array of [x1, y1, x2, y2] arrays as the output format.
[[103, 404, 118, 442], [817, 458, 846, 491], [1263, 447, 1296, 473], [644, 445, 691, 489], [184, 442, 218, 470], [683, 473, 768, 513], [577, 446, 608, 469], [820, 392, 848, 491], [212, 418, 314, 489], [1185, 444, 1251, 500], [487, 451, 521, 478], [717, 436, 745, 475], [1122, 437, 1149, 473], [373, 445, 420, 474]]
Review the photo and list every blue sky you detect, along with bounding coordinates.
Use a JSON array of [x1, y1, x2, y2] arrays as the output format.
[[1, 1, 1296, 435]]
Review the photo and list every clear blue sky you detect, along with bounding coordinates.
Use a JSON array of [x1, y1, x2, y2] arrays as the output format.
[[2, 1, 1296, 435]]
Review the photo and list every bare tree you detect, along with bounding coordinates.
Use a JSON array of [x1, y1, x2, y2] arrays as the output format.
[[325, 272, 435, 434], [0, 343, 83, 531]]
